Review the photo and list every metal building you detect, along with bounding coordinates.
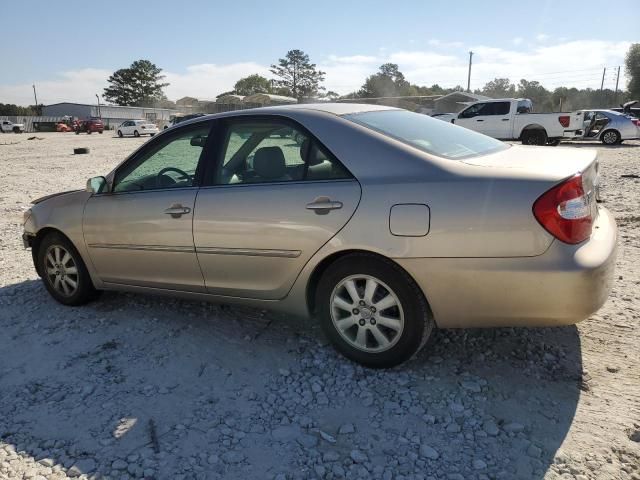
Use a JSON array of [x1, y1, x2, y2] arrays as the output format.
[[41, 103, 179, 129]]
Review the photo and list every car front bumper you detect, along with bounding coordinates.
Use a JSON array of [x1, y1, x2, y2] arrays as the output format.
[[395, 206, 618, 328]]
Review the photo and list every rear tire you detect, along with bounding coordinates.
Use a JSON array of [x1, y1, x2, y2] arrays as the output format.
[[36, 232, 99, 306], [601, 129, 620, 145], [316, 253, 434, 368], [522, 129, 548, 146]]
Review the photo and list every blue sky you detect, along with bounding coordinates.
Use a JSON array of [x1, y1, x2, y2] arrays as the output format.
[[1, 0, 637, 104]]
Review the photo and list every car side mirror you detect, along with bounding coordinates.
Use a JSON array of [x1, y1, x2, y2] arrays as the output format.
[[86, 176, 108, 194], [190, 135, 206, 147]]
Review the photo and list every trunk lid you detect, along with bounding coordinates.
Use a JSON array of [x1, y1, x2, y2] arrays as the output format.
[[462, 145, 597, 182]]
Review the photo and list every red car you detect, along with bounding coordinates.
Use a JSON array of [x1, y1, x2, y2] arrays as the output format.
[[75, 118, 104, 135]]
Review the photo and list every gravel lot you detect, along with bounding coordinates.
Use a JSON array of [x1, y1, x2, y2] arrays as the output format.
[[1, 132, 639, 480]]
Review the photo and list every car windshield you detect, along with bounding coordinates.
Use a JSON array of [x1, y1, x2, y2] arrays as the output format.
[[343, 109, 508, 160]]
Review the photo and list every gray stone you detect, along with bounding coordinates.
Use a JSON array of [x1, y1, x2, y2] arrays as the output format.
[[72, 458, 96, 473], [473, 459, 487, 470], [503, 422, 525, 433], [112, 459, 128, 470], [527, 444, 542, 458], [323, 451, 340, 462], [350, 450, 368, 463], [419, 445, 440, 460], [272, 425, 301, 441], [222, 451, 245, 464], [483, 420, 500, 436], [339, 423, 355, 435], [297, 434, 318, 448]]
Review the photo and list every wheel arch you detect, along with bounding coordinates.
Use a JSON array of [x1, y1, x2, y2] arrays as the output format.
[[599, 128, 620, 143], [305, 249, 435, 323], [31, 227, 77, 277], [519, 123, 547, 138]]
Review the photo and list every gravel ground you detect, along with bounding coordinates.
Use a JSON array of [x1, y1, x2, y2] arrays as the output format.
[[0, 132, 639, 480]]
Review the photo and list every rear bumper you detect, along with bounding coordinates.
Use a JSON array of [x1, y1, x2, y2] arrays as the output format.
[[396, 206, 618, 328]]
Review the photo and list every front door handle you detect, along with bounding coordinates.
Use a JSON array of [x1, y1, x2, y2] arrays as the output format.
[[501, 118, 509, 121], [306, 196, 343, 215], [476, 119, 484, 122], [164, 204, 191, 218]]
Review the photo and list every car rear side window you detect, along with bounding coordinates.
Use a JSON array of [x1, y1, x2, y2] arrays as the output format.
[[217, 120, 352, 185], [344, 110, 508, 160]]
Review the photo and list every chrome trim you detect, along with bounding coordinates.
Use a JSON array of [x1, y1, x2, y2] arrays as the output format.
[[196, 247, 301, 258], [87, 244, 194, 253]]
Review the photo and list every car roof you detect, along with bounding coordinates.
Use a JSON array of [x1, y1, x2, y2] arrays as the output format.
[[177, 103, 398, 127]]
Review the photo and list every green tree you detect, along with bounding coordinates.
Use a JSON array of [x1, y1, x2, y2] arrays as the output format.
[[516, 79, 552, 111], [358, 63, 413, 98], [270, 50, 325, 100], [103, 60, 169, 106], [625, 43, 640, 100], [233, 74, 272, 96], [480, 78, 515, 98]]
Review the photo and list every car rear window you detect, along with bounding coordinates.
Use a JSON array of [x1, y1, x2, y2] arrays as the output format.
[[343, 109, 508, 160]]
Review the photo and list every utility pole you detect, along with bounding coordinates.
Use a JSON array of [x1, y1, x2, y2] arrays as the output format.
[[96, 94, 101, 118], [467, 51, 473, 92], [614, 66, 621, 105], [32, 84, 39, 108], [600, 67, 606, 92]]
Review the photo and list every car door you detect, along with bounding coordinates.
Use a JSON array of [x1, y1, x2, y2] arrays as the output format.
[[455, 102, 494, 136], [83, 121, 213, 292], [193, 117, 361, 300], [488, 101, 512, 138]]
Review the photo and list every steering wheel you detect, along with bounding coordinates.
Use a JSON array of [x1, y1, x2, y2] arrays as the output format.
[[156, 167, 191, 188]]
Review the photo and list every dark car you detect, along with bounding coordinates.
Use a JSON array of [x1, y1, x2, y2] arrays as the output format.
[[76, 118, 104, 135]]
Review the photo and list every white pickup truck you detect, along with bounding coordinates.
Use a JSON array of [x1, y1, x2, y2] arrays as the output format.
[[0, 120, 25, 133], [434, 98, 582, 146]]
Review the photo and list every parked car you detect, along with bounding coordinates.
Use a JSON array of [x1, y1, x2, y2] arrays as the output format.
[[165, 113, 206, 129], [22, 104, 617, 368], [1, 120, 25, 133], [571, 109, 640, 145], [434, 98, 582, 145], [117, 120, 159, 137], [75, 118, 104, 135]]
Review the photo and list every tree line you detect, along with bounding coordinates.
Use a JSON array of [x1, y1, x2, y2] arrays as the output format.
[[3, 44, 637, 116]]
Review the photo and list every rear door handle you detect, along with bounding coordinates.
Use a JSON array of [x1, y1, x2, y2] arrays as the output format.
[[476, 119, 484, 122], [164, 204, 191, 218], [501, 118, 509, 121], [306, 196, 343, 215]]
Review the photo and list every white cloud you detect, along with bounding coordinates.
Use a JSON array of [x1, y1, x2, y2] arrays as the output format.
[[512, 37, 523, 46], [0, 39, 631, 105], [163, 62, 270, 100], [536, 33, 550, 42]]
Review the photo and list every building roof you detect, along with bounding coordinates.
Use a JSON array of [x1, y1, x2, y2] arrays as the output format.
[[244, 93, 297, 104]]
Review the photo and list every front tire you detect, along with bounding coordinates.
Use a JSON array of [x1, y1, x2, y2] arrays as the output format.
[[37, 232, 98, 306], [133, 130, 140, 137], [117, 130, 123, 138], [316, 253, 434, 368], [601, 129, 620, 145]]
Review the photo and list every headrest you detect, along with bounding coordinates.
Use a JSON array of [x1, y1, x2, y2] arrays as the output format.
[[253, 147, 286, 179], [299, 139, 325, 166]]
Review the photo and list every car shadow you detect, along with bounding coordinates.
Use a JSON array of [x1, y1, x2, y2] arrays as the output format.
[[0, 279, 582, 479]]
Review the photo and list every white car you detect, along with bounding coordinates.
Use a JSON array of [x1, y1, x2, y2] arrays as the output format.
[[1, 120, 25, 133], [117, 120, 159, 138]]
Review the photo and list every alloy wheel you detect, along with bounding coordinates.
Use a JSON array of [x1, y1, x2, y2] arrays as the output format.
[[45, 245, 79, 297], [603, 131, 617, 144], [330, 274, 404, 353]]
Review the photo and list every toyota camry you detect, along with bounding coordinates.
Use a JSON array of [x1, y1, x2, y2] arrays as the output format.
[[22, 103, 617, 368]]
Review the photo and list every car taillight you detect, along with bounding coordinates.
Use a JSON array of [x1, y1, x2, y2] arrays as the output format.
[[558, 116, 570, 128], [632, 119, 640, 127], [533, 174, 593, 244]]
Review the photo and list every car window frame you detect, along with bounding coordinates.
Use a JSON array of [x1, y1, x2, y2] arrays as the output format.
[[200, 114, 355, 188], [103, 119, 217, 196]]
